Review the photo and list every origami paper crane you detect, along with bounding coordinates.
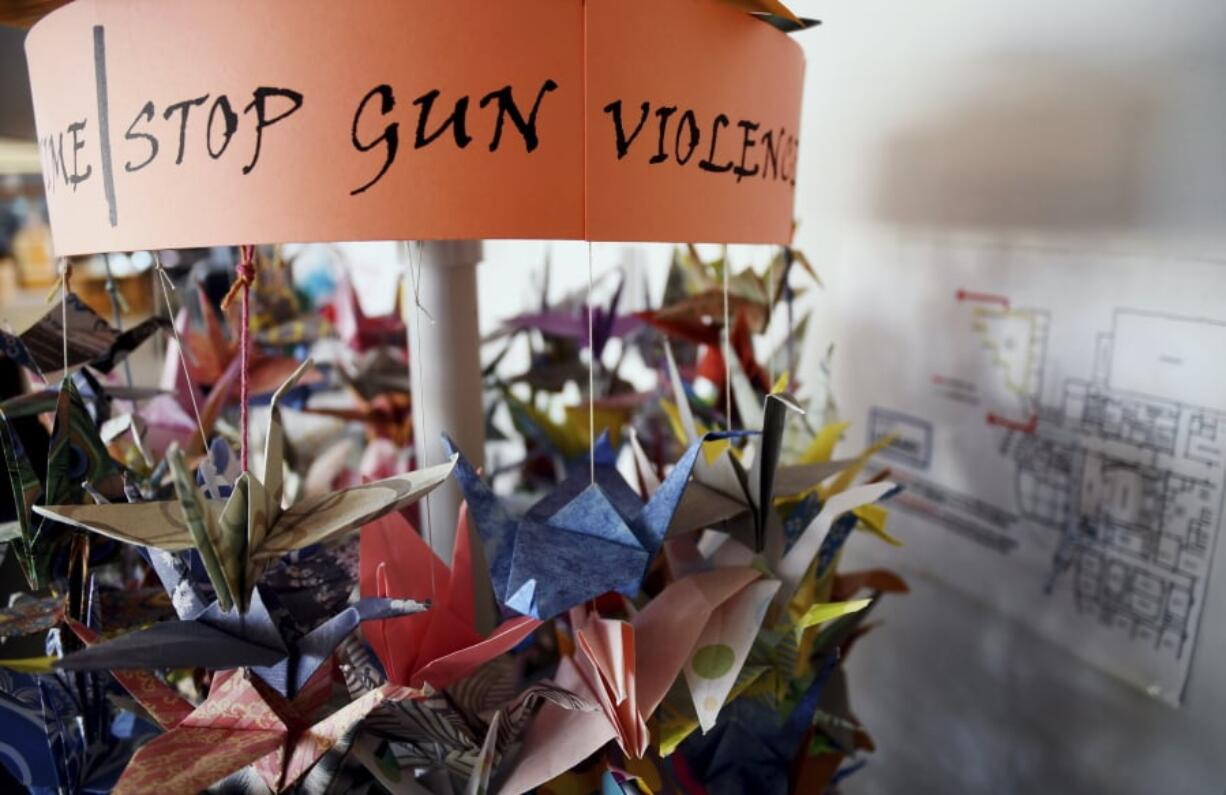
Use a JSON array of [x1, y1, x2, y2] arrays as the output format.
[[676, 597, 881, 795], [658, 347, 852, 553], [359, 507, 541, 690], [249, 249, 332, 346], [159, 281, 313, 398], [0, 291, 167, 378], [1, 376, 125, 588], [682, 578, 782, 733], [35, 359, 455, 612], [101, 661, 416, 794], [0, 581, 175, 794], [335, 346, 411, 401], [500, 566, 761, 794], [57, 583, 427, 698], [328, 268, 405, 352], [674, 670, 834, 795], [445, 428, 725, 620], [652, 583, 872, 757], [492, 276, 644, 361], [305, 389, 413, 446], [66, 614, 405, 795]]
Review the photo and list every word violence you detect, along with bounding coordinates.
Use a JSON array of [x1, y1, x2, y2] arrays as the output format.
[[602, 99, 797, 186]]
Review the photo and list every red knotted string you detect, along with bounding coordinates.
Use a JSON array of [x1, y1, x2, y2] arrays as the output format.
[[221, 245, 256, 472]]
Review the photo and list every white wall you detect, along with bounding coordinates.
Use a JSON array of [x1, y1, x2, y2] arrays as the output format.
[[788, 1, 1226, 793]]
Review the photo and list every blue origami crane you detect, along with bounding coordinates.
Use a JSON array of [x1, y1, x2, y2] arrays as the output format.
[[56, 564, 425, 698], [443, 431, 731, 620]]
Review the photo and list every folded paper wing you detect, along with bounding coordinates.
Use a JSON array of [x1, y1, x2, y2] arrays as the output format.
[[258, 470, 454, 558], [683, 578, 781, 732], [27, 500, 199, 550], [58, 584, 425, 697], [769, 481, 899, 611], [110, 666, 418, 795], [35, 359, 455, 612], [1, 376, 126, 588], [0, 292, 168, 377]]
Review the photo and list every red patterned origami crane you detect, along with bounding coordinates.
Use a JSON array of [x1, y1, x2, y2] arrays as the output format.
[[68, 620, 416, 794]]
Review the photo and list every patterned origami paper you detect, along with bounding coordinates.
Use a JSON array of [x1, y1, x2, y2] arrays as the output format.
[[641, 525, 879, 759], [106, 663, 417, 794], [249, 250, 332, 347], [35, 359, 455, 612], [0, 589, 173, 643], [0, 665, 157, 793], [1, 376, 125, 588], [57, 584, 427, 698], [500, 566, 761, 794], [0, 292, 168, 378], [360, 507, 541, 690], [445, 430, 724, 620], [768, 481, 898, 611], [68, 617, 384, 794], [0, 588, 176, 794], [675, 654, 839, 795], [360, 679, 600, 791]]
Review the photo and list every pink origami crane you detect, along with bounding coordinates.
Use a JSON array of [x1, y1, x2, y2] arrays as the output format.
[[499, 566, 762, 794], [360, 506, 541, 690]]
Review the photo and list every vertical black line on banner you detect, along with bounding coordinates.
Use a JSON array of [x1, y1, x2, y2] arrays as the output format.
[[92, 25, 118, 227]]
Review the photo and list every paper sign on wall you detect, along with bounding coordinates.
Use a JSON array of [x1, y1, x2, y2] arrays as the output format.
[[827, 233, 1226, 704]]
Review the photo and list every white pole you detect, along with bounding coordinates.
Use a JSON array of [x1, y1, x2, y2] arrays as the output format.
[[410, 240, 496, 629], [411, 239, 484, 560]]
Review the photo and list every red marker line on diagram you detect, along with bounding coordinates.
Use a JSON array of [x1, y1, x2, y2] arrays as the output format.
[[986, 412, 1037, 434], [955, 289, 1010, 310]]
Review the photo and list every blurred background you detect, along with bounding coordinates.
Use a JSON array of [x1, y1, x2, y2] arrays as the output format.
[[2, 1, 1225, 792]]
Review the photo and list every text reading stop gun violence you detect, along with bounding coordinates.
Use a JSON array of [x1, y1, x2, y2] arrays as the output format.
[[41, 79, 798, 199]]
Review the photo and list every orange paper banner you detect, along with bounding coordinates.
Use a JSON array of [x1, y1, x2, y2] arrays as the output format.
[[25, 0, 803, 255]]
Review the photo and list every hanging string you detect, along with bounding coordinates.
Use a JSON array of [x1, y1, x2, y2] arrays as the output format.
[[767, 248, 776, 388], [58, 259, 71, 374], [101, 255, 134, 388], [783, 246, 796, 380], [221, 245, 256, 472], [586, 242, 596, 483], [722, 249, 732, 430], [403, 241, 437, 600], [153, 252, 210, 454]]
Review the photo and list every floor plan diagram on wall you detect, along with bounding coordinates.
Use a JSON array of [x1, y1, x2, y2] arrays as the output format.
[[827, 236, 1226, 703]]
